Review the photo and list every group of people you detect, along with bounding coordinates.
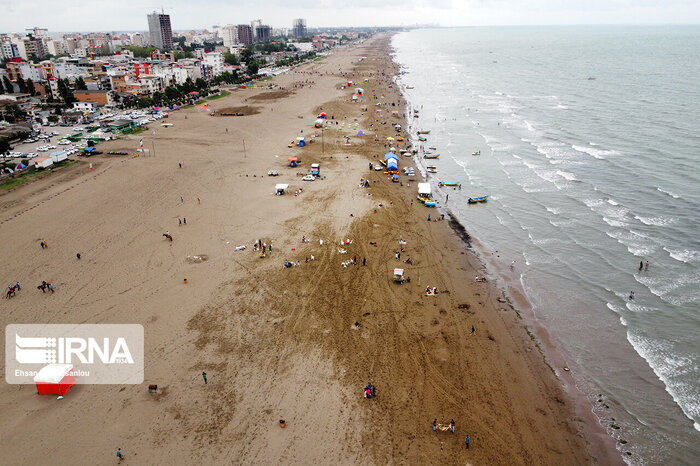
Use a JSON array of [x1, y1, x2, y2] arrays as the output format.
[[426, 286, 439, 296], [364, 383, 376, 399], [37, 281, 54, 293]]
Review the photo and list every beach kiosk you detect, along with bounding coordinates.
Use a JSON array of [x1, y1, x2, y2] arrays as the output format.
[[311, 163, 320, 178], [288, 157, 299, 168], [275, 183, 289, 195], [33, 364, 75, 396], [418, 183, 436, 207]]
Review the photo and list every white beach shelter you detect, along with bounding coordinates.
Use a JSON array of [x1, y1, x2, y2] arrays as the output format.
[[275, 183, 289, 195], [34, 364, 74, 384], [418, 183, 431, 196]]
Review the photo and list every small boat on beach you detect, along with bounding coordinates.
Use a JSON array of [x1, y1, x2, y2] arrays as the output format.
[[406, 86, 414, 89], [428, 146, 437, 150], [472, 150, 481, 156], [426, 165, 437, 173], [424, 153, 440, 159], [439, 181, 461, 187], [468, 195, 488, 204], [418, 130, 431, 134], [418, 136, 427, 141]]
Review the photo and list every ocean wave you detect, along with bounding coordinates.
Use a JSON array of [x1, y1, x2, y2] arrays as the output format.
[[656, 187, 681, 199], [634, 215, 677, 226], [557, 170, 578, 181], [603, 217, 628, 227], [545, 206, 561, 215], [664, 248, 700, 264], [556, 104, 569, 109], [584, 198, 604, 208], [571, 144, 620, 159], [607, 199, 619, 206], [626, 332, 700, 433]]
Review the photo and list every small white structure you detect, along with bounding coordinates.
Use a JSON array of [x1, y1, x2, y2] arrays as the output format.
[[418, 183, 431, 197], [34, 156, 54, 169], [275, 183, 289, 195]]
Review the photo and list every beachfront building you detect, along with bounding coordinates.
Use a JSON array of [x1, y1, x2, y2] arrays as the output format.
[[148, 11, 173, 50], [236, 25, 253, 46], [202, 52, 224, 77], [221, 24, 237, 49]]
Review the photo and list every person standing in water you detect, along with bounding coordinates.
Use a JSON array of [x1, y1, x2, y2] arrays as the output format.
[[645, 261, 650, 270], [639, 261, 643, 270]]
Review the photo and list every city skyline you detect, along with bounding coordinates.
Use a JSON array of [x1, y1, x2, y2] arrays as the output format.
[[2, 0, 699, 33]]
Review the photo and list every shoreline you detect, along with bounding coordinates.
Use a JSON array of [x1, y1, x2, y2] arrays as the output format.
[[1, 34, 611, 464], [390, 37, 624, 464]]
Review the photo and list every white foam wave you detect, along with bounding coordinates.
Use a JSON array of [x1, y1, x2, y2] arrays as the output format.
[[546, 206, 560, 215], [603, 217, 628, 227], [664, 248, 700, 264], [607, 199, 619, 206], [557, 170, 577, 181], [556, 104, 569, 109], [634, 215, 677, 226], [656, 187, 681, 199], [572, 144, 620, 159], [584, 198, 604, 208], [626, 332, 700, 433]]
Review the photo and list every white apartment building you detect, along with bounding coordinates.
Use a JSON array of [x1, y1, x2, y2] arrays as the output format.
[[18, 62, 46, 81], [221, 24, 237, 49], [137, 75, 164, 94], [202, 51, 224, 77]]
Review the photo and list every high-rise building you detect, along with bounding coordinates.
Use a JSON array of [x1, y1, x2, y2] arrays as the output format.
[[148, 11, 173, 50], [255, 25, 271, 43], [236, 25, 253, 46], [221, 24, 237, 49], [292, 19, 307, 38]]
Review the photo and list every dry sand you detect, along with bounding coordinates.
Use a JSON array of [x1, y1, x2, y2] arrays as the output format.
[[0, 35, 616, 464]]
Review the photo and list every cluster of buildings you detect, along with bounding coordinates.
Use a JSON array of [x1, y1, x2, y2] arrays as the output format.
[[1, 14, 366, 125]]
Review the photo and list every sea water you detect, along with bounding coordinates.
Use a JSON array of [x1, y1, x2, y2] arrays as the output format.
[[392, 26, 700, 464]]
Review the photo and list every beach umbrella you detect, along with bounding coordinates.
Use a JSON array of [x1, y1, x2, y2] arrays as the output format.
[[357, 130, 364, 136], [386, 137, 394, 141]]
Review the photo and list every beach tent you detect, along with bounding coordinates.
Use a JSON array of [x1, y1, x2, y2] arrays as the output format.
[[418, 183, 431, 197], [296, 137, 306, 147], [34, 364, 75, 396], [314, 118, 324, 128], [357, 130, 364, 136], [275, 183, 289, 195], [384, 152, 398, 161], [288, 156, 298, 167]]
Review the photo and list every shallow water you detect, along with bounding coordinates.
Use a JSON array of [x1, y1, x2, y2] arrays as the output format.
[[393, 26, 700, 464]]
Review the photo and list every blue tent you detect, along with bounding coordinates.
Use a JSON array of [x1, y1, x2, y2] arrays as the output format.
[[387, 159, 398, 171], [297, 140, 306, 147], [384, 151, 398, 161]]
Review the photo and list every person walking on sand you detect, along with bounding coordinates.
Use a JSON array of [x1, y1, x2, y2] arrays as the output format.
[[433, 418, 437, 432], [183, 218, 186, 225], [40, 240, 46, 249], [180, 196, 184, 204], [116, 447, 123, 462], [363, 257, 366, 266], [450, 419, 455, 433], [202, 372, 207, 384], [178, 163, 182, 169], [465, 435, 470, 449], [179, 218, 182, 226], [15, 281, 20, 291], [197, 197, 201, 204], [77, 253, 81, 260], [471, 325, 475, 335]]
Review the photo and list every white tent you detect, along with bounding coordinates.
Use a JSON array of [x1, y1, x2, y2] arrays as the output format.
[[34, 364, 73, 384], [418, 183, 431, 196], [275, 183, 289, 195]]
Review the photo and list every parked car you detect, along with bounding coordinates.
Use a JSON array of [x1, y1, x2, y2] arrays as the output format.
[[302, 175, 315, 181]]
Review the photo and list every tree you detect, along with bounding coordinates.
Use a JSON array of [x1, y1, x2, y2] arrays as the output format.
[[0, 80, 4, 94], [2, 76, 12, 93], [16, 76, 27, 93], [224, 52, 239, 66], [29, 53, 40, 64], [241, 46, 253, 63], [246, 61, 259, 76], [57, 78, 76, 105], [123, 45, 157, 58], [75, 77, 87, 90], [25, 78, 36, 96], [0, 137, 10, 155]]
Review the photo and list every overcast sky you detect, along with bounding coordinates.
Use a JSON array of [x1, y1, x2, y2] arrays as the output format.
[[2, 0, 699, 33]]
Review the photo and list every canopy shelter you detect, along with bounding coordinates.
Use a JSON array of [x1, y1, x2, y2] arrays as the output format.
[[384, 152, 398, 161], [386, 136, 394, 141], [418, 183, 431, 197], [288, 156, 299, 167], [275, 183, 289, 195], [34, 364, 75, 396]]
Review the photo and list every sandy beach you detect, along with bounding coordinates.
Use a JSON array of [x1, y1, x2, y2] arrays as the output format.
[[0, 35, 613, 464]]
